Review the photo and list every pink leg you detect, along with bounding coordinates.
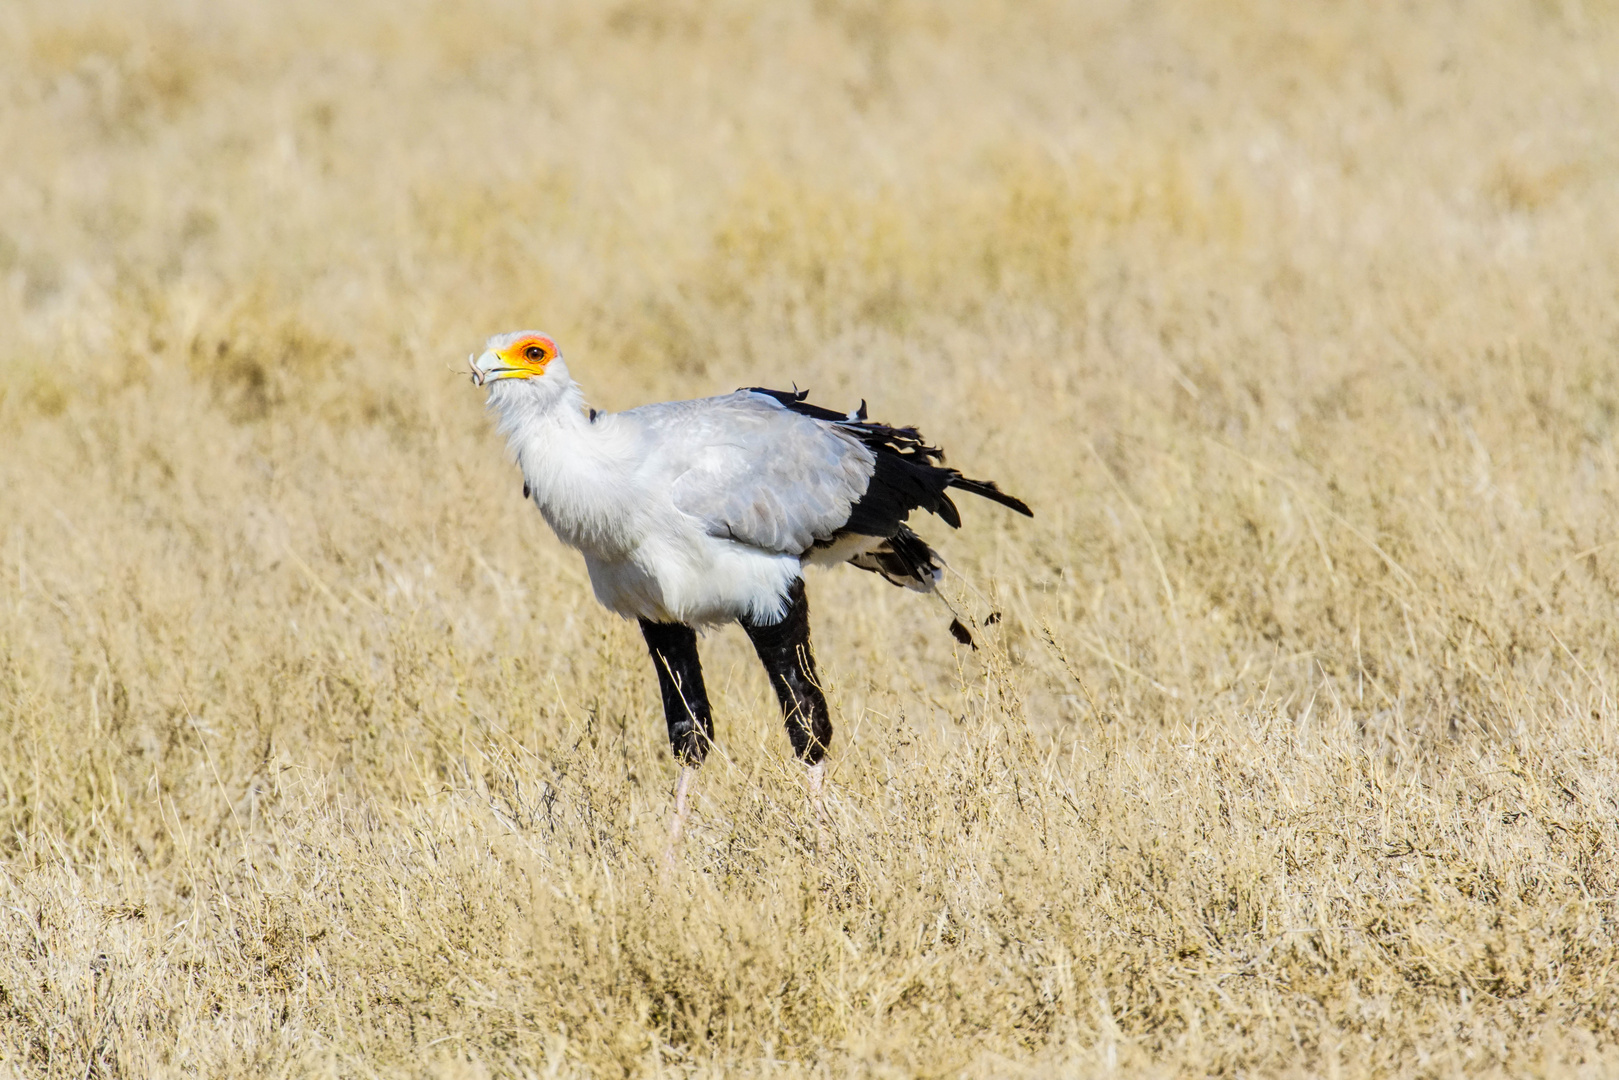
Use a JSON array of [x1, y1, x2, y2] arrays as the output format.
[[806, 761, 828, 851], [663, 765, 696, 874]]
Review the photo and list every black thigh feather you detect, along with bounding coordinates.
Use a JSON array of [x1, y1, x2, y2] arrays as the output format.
[[739, 578, 832, 765], [638, 620, 714, 764]]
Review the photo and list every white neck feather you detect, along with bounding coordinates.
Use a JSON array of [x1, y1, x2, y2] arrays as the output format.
[[487, 368, 639, 556]]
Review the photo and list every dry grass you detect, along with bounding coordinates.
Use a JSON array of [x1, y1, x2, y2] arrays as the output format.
[[3, 1, 1619, 1075]]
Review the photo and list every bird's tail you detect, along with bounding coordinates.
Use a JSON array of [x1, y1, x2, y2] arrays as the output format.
[[947, 475, 1033, 517]]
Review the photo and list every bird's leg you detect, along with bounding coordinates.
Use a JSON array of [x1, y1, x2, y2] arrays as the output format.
[[740, 578, 833, 844], [805, 760, 829, 853], [806, 760, 826, 808], [639, 620, 713, 870], [665, 764, 696, 872]]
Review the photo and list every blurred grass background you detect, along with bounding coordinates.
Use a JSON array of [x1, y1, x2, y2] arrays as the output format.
[[3, 1, 1619, 1075]]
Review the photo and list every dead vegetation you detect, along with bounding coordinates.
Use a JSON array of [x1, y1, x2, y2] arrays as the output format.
[[2, 1, 1618, 1075]]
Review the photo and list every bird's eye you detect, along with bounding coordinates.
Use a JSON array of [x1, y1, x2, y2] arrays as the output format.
[[524, 345, 545, 361]]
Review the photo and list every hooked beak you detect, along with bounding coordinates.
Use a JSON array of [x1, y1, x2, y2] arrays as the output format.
[[470, 349, 527, 387]]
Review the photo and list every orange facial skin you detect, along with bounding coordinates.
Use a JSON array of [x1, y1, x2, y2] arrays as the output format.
[[474, 333, 559, 385], [497, 334, 558, 377]]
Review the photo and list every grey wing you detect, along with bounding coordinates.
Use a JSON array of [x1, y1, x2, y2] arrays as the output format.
[[635, 392, 876, 555]]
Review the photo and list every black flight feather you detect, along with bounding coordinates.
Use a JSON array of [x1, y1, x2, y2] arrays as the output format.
[[752, 386, 1028, 655], [845, 524, 941, 586], [743, 386, 1033, 536]]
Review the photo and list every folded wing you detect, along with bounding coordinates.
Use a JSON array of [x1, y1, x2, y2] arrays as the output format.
[[629, 388, 1031, 569], [631, 392, 878, 555]]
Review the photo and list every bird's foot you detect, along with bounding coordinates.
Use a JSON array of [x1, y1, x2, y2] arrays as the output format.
[[662, 765, 696, 877]]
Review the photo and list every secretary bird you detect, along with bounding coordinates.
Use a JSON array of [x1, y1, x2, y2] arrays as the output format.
[[470, 331, 1031, 854]]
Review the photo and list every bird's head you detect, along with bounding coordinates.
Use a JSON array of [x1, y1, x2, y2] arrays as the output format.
[[470, 331, 567, 389]]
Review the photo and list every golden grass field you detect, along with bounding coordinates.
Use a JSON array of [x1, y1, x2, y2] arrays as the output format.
[[3, 0, 1619, 1075]]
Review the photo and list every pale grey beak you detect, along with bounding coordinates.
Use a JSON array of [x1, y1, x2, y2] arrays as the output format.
[[470, 348, 530, 387], [471, 349, 513, 387]]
